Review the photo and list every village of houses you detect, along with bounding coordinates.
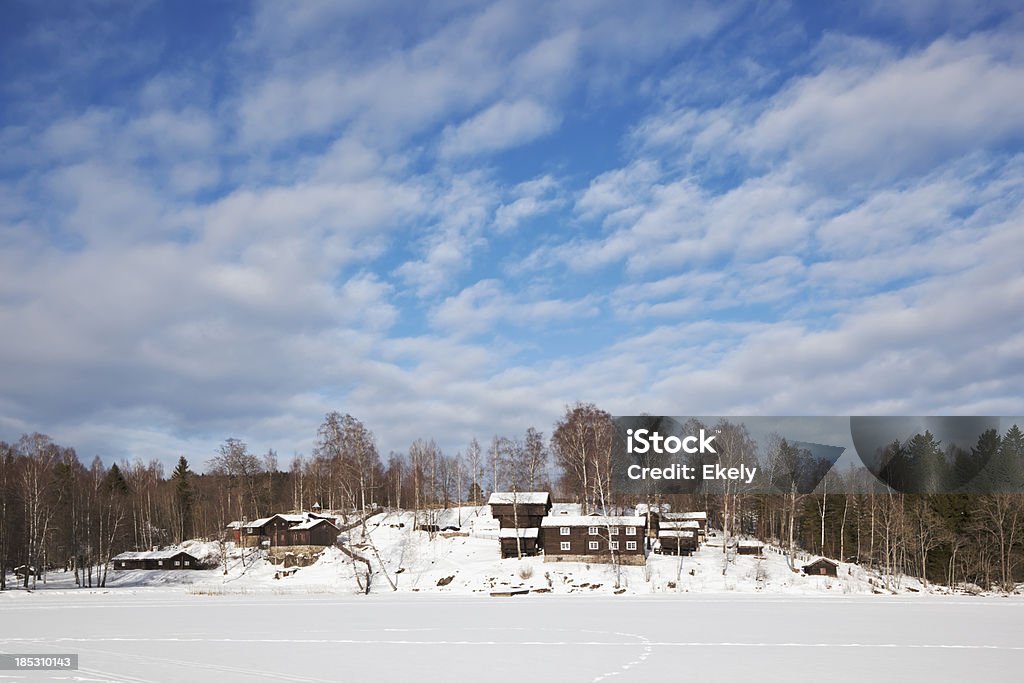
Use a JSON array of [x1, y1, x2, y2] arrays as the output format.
[[103, 491, 859, 596]]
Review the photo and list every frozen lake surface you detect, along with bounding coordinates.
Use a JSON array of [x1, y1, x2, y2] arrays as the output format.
[[2, 592, 1023, 682]]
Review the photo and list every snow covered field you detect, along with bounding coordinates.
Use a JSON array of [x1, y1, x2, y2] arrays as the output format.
[[2, 591, 1023, 682]]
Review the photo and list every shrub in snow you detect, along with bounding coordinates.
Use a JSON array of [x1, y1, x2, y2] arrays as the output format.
[[518, 565, 533, 580]]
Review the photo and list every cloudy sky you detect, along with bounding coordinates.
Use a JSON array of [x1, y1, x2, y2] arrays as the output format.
[[2, 1, 1022, 471]]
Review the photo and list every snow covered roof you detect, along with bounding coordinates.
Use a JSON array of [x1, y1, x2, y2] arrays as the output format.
[[659, 520, 700, 530], [498, 527, 539, 539], [290, 518, 337, 531], [488, 492, 551, 505], [662, 511, 707, 521], [803, 557, 838, 567], [658, 530, 695, 538], [225, 521, 243, 529], [540, 515, 645, 528], [113, 549, 196, 561], [246, 513, 311, 528], [551, 502, 583, 516]]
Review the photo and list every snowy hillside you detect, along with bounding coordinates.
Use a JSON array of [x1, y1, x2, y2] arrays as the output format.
[[3, 506, 950, 598]]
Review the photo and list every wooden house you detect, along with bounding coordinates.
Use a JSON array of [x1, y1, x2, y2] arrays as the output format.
[[540, 515, 646, 564], [498, 527, 540, 558], [802, 557, 839, 577], [287, 518, 340, 546], [737, 541, 763, 555], [662, 511, 707, 535], [243, 514, 305, 547], [488, 492, 552, 529], [657, 528, 698, 555], [113, 549, 200, 570], [243, 513, 340, 547]]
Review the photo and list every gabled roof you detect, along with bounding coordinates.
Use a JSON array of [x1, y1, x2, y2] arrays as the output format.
[[803, 557, 839, 568], [488, 492, 551, 505], [541, 515, 645, 528], [246, 513, 314, 529], [658, 530, 696, 538], [659, 520, 700, 530], [662, 511, 707, 521], [113, 549, 196, 561], [290, 518, 338, 531]]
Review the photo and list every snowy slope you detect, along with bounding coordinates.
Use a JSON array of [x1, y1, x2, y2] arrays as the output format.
[[0, 507, 978, 598]]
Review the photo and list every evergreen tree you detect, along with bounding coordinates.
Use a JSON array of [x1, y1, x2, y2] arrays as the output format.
[[999, 425, 1024, 492], [964, 428, 1002, 492], [172, 456, 195, 541]]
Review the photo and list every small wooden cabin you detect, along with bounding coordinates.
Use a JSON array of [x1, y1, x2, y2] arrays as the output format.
[[802, 557, 839, 577], [662, 511, 707, 538], [498, 527, 540, 558], [657, 529, 697, 555], [488, 492, 552, 529], [113, 549, 200, 570], [737, 541, 763, 556]]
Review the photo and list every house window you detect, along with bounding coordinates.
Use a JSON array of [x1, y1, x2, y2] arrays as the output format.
[[158, 561, 163, 566], [610, 527, 619, 535], [609, 541, 619, 551], [625, 526, 636, 535], [560, 526, 570, 535], [588, 541, 599, 551], [120, 562, 126, 567], [588, 526, 599, 535], [626, 541, 637, 551], [174, 561, 180, 567], [184, 561, 190, 567], [560, 542, 571, 551]]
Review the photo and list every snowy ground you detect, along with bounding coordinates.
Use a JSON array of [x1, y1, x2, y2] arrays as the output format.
[[1, 591, 1023, 682]]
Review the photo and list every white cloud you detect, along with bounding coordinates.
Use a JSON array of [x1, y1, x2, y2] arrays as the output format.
[[439, 99, 561, 158], [432, 278, 599, 336]]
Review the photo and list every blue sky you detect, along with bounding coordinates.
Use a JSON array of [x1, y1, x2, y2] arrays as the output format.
[[1, 0, 1023, 471]]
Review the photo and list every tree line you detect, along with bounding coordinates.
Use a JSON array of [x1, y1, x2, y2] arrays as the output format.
[[2, 404, 1022, 591]]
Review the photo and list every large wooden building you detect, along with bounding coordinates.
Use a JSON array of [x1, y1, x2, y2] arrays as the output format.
[[113, 549, 200, 570], [540, 515, 647, 564], [488, 492, 552, 529]]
